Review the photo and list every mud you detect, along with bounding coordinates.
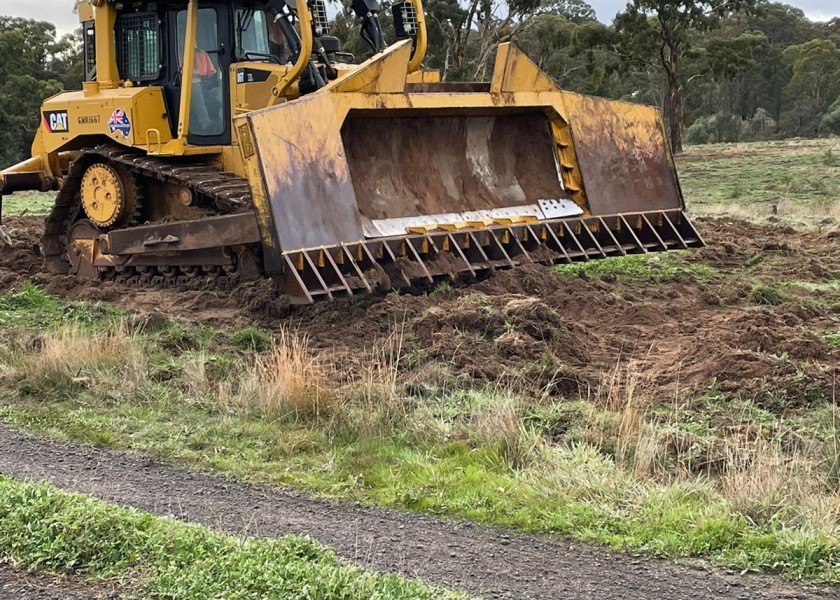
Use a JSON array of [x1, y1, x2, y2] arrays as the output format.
[[1, 215, 839, 408], [0, 423, 837, 600]]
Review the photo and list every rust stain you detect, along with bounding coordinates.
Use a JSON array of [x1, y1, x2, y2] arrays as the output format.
[[342, 113, 567, 221]]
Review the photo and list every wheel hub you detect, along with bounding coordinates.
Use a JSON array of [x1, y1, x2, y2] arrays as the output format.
[[80, 163, 133, 227]]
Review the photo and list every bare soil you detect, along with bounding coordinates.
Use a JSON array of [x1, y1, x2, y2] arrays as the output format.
[[0, 423, 836, 600], [0, 564, 117, 600], [2, 215, 839, 409]]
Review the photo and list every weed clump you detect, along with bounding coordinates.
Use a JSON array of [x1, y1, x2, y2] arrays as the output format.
[[231, 326, 273, 352], [223, 329, 333, 422], [748, 284, 786, 306]]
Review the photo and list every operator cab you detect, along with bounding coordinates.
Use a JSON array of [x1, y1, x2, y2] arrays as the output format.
[[79, 0, 399, 147]]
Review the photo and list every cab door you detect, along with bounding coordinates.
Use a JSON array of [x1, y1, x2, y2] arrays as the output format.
[[165, 2, 232, 146]]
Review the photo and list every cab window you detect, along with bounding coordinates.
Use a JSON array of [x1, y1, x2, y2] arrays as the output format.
[[235, 9, 271, 61], [176, 8, 224, 137], [116, 12, 161, 82]]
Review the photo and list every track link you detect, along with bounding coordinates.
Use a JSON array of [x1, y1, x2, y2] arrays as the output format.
[[44, 145, 255, 289]]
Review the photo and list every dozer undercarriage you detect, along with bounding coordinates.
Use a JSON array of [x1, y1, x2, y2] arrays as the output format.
[[0, 0, 703, 304]]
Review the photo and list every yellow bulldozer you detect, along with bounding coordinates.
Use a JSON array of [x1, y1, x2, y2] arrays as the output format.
[[0, 0, 702, 303]]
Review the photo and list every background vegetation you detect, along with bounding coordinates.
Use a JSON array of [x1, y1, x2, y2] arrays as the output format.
[[2, 0, 840, 165]]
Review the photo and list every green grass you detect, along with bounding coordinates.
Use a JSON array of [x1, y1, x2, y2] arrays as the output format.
[[1, 285, 838, 584], [1, 192, 54, 216], [823, 332, 840, 347], [554, 252, 716, 284], [782, 279, 840, 293], [678, 139, 840, 221], [0, 282, 120, 330], [0, 476, 466, 599], [231, 326, 273, 352], [747, 284, 787, 306]]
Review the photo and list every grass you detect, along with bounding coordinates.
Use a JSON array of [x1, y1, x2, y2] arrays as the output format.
[[0, 282, 121, 330], [748, 284, 787, 306], [1, 191, 55, 216], [0, 476, 466, 599], [679, 138, 840, 223], [823, 332, 840, 348], [554, 252, 717, 284], [231, 326, 273, 352], [0, 286, 838, 583]]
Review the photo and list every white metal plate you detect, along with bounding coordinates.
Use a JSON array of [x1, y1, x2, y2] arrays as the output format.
[[363, 201, 582, 239], [539, 198, 584, 218]]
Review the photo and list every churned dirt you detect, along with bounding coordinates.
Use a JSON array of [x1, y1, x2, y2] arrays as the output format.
[[2, 215, 838, 408], [0, 423, 837, 600]]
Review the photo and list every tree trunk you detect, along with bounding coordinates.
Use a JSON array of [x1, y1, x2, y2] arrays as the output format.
[[665, 50, 683, 154], [668, 79, 683, 154]]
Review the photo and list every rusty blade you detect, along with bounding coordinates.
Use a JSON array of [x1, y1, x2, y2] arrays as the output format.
[[562, 93, 684, 215], [342, 113, 568, 221]]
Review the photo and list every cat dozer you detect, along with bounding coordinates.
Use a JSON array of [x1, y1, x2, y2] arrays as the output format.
[[0, 0, 703, 303]]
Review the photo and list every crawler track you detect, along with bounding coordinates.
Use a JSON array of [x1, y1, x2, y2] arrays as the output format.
[[43, 145, 254, 289]]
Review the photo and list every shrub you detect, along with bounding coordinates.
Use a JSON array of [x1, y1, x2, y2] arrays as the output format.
[[687, 118, 713, 145]]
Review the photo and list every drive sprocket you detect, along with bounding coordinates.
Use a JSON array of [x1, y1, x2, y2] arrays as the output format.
[[80, 163, 138, 228]]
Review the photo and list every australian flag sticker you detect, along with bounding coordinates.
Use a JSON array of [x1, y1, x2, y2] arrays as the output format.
[[108, 109, 131, 138]]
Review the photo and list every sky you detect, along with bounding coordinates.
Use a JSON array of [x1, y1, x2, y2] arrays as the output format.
[[0, 0, 837, 35], [588, 0, 838, 23]]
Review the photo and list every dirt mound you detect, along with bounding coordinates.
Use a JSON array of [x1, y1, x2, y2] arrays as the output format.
[[2, 215, 839, 410]]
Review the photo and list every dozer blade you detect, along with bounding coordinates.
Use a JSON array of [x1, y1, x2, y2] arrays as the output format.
[[235, 41, 703, 303]]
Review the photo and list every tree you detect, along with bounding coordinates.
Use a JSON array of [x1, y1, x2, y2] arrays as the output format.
[[781, 39, 840, 137], [0, 18, 82, 167], [612, 0, 756, 153], [333, 0, 597, 81]]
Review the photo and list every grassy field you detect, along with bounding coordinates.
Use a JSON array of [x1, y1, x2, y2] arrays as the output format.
[[0, 476, 466, 599], [2, 192, 54, 216], [679, 138, 840, 222]]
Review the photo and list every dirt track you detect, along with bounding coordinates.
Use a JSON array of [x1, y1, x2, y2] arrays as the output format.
[[0, 423, 837, 600]]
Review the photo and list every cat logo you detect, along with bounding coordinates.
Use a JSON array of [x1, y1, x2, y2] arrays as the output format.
[[44, 110, 70, 134]]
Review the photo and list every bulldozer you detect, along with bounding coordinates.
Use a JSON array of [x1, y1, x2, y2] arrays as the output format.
[[0, 0, 703, 303]]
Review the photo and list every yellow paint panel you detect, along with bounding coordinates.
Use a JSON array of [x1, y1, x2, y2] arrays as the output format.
[[491, 43, 557, 94], [39, 87, 172, 153]]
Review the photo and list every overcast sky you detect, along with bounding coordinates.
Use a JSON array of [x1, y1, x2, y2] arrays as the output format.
[[0, 0, 837, 35]]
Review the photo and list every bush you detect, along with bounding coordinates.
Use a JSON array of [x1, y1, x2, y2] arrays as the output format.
[[687, 117, 713, 145], [819, 99, 840, 136]]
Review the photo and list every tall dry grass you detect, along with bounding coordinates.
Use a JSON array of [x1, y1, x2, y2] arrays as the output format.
[[572, 360, 840, 534], [2, 322, 146, 386], [219, 329, 337, 422]]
